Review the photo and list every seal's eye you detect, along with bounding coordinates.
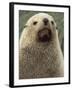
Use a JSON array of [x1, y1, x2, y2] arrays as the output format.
[[51, 21, 54, 25], [33, 21, 38, 25]]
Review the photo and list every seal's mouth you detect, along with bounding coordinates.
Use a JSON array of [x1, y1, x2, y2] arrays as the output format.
[[38, 28, 52, 42]]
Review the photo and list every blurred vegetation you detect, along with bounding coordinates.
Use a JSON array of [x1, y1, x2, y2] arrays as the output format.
[[19, 11, 64, 55]]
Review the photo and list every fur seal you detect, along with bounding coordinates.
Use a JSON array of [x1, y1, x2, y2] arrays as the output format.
[[19, 13, 64, 79]]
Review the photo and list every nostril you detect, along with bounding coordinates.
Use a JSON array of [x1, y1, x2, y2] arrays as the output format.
[[43, 18, 48, 25]]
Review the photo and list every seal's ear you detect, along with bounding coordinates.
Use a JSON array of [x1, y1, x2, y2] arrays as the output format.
[[55, 22, 58, 30], [55, 23, 59, 36], [23, 25, 28, 28], [56, 26, 58, 30]]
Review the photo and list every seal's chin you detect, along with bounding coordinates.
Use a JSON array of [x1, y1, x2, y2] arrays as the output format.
[[38, 28, 52, 42]]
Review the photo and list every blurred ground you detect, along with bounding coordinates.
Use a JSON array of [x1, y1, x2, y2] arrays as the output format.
[[19, 11, 64, 55]]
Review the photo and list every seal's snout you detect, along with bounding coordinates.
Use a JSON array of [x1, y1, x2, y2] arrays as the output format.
[[38, 28, 51, 42], [43, 18, 49, 25]]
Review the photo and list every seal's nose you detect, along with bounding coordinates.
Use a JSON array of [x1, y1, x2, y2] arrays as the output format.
[[43, 18, 48, 25]]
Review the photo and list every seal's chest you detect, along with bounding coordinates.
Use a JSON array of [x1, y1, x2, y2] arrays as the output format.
[[23, 46, 52, 67]]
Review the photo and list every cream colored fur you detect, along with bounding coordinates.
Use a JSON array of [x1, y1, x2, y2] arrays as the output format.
[[19, 13, 64, 79]]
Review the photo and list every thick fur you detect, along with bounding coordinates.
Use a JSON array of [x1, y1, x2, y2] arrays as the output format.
[[19, 13, 64, 79]]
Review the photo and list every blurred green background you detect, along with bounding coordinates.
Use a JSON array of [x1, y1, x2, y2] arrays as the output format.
[[19, 11, 64, 55]]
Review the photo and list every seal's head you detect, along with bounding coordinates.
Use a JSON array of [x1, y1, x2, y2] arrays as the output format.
[[24, 13, 57, 43]]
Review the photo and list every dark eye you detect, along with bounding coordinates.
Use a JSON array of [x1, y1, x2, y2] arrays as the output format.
[[51, 21, 54, 25], [33, 21, 38, 25]]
